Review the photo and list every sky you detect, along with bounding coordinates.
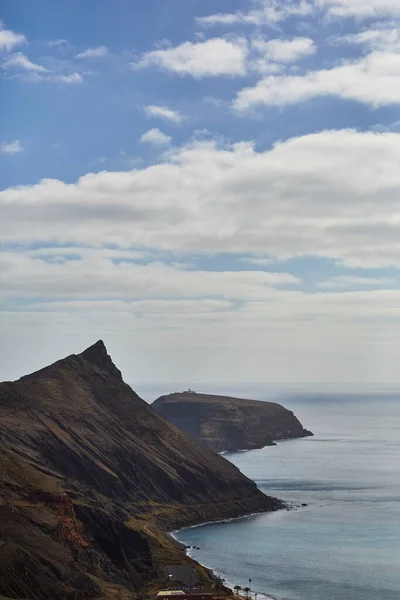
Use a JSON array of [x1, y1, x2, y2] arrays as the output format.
[[2, 0, 400, 386]]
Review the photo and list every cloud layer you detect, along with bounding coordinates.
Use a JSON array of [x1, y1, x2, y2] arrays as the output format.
[[3, 130, 400, 268], [4, 2, 400, 384]]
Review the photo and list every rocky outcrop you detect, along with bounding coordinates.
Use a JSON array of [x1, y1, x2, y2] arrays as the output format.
[[153, 392, 313, 452], [0, 341, 283, 599]]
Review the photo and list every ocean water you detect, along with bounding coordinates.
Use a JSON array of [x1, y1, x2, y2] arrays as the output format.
[[170, 389, 400, 600]]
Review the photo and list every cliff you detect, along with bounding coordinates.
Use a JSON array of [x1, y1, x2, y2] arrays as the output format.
[[0, 341, 282, 600], [152, 392, 313, 452]]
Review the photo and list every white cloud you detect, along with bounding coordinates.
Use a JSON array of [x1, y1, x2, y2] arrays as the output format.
[[196, 1, 400, 33], [1, 140, 23, 155], [196, 1, 314, 27], [2, 52, 49, 72], [30, 298, 235, 314], [240, 257, 276, 266], [252, 37, 316, 63], [144, 105, 183, 123], [320, 0, 400, 18], [135, 37, 248, 77], [333, 26, 400, 53], [197, 11, 262, 27], [54, 72, 83, 84], [0, 251, 298, 300], [76, 46, 108, 59], [140, 128, 172, 146], [1, 50, 82, 84], [234, 50, 400, 110], [4, 130, 400, 269], [318, 276, 396, 288], [0, 23, 26, 52], [47, 39, 68, 48], [199, 0, 400, 22]]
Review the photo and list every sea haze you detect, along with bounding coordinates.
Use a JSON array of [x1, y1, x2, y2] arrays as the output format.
[[171, 390, 400, 600]]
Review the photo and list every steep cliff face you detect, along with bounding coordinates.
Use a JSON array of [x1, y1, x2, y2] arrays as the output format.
[[153, 392, 313, 452], [0, 342, 282, 600]]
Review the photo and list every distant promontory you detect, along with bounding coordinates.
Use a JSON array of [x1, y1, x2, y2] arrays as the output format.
[[152, 391, 313, 452]]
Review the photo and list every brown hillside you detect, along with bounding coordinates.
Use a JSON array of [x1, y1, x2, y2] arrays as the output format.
[[0, 341, 282, 599]]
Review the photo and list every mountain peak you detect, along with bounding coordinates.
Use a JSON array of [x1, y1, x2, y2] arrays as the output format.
[[82, 339, 107, 354], [0, 342, 281, 598], [79, 340, 122, 379]]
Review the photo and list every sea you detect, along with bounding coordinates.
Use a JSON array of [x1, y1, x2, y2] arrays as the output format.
[[138, 383, 400, 600]]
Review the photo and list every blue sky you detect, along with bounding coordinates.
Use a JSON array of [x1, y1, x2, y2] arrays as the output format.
[[2, 0, 400, 385]]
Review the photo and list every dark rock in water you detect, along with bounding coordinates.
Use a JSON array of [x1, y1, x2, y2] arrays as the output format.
[[0, 340, 283, 600], [152, 391, 313, 452], [302, 503, 308, 507]]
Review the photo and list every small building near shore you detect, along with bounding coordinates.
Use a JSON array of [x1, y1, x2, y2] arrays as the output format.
[[156, 592, 213, 600]]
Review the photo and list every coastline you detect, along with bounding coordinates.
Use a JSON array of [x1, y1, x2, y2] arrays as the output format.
[[170, 532, 276, 600], [164, 441, 307, 599], [170, 510, 262, 537], [168, 511, 282, 600]]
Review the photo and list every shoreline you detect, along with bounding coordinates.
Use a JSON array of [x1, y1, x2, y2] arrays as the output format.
[[168, 510, 284, 600], [218, 434, 314, 456], [165, 441, 307, 600], [170, 510, 262, 537]]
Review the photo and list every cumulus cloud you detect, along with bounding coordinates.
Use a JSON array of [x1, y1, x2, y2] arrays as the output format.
[[76, 46, 108, 59], [234, 51, 400, 110], [249, 36, 316, 72], [252, 37, 316, 63], [135, 37, 248, 77], [2, 52, 49, 72], [0, 22, 26, 52], [4, 130, 400, 269], [54, 72, 83, 84], [321, 0, 400, 18], [144, 104, 183, 123], [333, 25, 400, 53], [2, 51, 82, 83], [197, 0, 400, 23], [140, 128, 171, 145], [1, 140, 23, 155], [196, 1, 314, 27]]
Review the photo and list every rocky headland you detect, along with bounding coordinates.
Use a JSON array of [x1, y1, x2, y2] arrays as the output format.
[[0, 341, 283, 600], [153, 392, 313, 452]]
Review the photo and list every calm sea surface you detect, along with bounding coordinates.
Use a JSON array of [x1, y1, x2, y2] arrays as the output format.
[[162, 387, 400, 600]]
